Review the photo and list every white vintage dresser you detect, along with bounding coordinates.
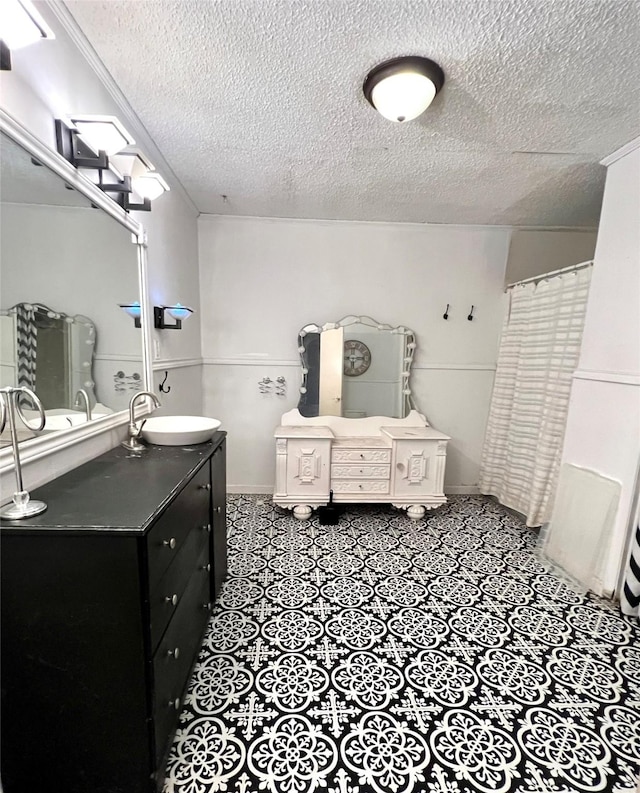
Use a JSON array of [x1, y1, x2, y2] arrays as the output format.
[[274, 409, 449, 520]]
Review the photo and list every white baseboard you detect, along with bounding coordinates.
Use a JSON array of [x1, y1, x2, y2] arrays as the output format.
[[227, 485, 274, 494]]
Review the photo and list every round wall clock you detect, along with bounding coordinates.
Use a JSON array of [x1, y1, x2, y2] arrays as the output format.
[[343, 339, 371, 376]]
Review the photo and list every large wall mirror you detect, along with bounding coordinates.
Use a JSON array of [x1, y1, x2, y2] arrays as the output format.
[[0, 111, 150, 454], [297, 315, 417, 419]]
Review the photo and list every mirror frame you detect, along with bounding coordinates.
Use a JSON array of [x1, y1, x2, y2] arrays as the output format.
[[297, 314, 418, 418], [0, 108, 153, 478]]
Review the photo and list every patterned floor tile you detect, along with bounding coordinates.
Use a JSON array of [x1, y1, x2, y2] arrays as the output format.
[[164, 495, 640, 793]]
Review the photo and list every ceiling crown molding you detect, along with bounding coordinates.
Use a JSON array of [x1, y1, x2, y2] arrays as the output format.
[[600, 136, 640, 167], [45, 0, 198, 216]]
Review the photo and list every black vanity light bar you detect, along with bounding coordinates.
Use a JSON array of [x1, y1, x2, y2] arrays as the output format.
[[54, 118, 154, 211]]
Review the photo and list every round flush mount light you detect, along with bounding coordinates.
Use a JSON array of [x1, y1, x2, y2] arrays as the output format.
[[363, 56, 445, 123]]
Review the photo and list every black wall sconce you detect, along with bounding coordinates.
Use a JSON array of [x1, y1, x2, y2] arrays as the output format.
[[154, 304, 194, 330], [1, 0, 55, 72], [119, 302, 142, 328]]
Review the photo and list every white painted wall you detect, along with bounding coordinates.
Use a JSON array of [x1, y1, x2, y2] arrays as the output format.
[[505, 229, 598, 285], [555, 141, 640, 596], [199, 215, 510, 492], [0, 6, 201, 495]]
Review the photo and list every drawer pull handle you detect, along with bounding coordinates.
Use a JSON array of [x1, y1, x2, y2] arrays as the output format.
[[167, 647, 180, 659], [199, 483, 211, 491], [202, 601, 212, 611], [202, 523, 212, 533], [169, 698, 181, 710], [165, 594, 179, 607], [163, 537, 177, 549], [202, 563, 211, 572], [216, 506, 223, 514]]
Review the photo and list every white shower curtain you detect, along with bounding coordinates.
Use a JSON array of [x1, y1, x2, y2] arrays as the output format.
[[479, 265, 592, 527]]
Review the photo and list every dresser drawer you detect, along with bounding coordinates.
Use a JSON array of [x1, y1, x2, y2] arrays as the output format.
[[147, 466, 210, 594], [332, 479, 390, 495], [149, 524, 209, 651], [152, 543, 211, 764], [331, 448, 391, 464], [331, 464, 390, 479]]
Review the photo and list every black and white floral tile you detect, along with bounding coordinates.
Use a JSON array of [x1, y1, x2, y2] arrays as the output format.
[[164, 495, 640, 793]]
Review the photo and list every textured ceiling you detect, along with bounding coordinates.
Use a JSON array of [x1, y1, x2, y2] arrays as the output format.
[[63, 0, 640, 227]]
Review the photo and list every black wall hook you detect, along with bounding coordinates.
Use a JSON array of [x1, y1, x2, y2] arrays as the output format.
[[443, 304, 450, 320], [467, 305, 475, 321], [158, 370, 171, 393]]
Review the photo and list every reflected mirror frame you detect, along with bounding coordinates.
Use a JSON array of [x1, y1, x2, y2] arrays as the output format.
[[0, 108, 153, 472], [0, 303, 98, 417], [296, 315, 417, 418]]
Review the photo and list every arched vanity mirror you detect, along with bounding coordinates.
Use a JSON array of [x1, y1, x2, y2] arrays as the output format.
[[275, 315, 450, 522], [297, 315, 416, 419], [0, 110, 151, 460]]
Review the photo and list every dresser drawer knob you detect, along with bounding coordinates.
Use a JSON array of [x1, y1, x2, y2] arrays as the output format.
[[165, 594, 178, 607], [216, 506, 223, 514], [360, 453, 365, 458], [163, 537, 177, 549], [199, 483, 211, 491], [169, 698, 181, 710], [202, 523, 212, 533], [202, 563, 211, 572], [358, 484, 363, 489], [202, 601, 212, 611], [167, 647, 180, 659]]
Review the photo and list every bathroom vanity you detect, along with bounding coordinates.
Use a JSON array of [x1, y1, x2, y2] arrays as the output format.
[[275, 410, 449, 519], [0, 434, 227, 793], [275, 316, 450, 520]]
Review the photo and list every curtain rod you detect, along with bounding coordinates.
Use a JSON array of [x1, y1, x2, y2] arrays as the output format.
[[506, 260, 593, 291]]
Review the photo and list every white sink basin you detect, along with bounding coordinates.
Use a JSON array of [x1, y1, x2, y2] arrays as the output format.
[[141, 416, 222, 446]]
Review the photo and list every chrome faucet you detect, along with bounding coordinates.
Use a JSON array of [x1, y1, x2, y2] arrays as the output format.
[[121, 390, 161, 451], [74, 389, 92, 421]]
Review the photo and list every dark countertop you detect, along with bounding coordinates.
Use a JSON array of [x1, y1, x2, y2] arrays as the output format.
[[0, 432, 226, 535]]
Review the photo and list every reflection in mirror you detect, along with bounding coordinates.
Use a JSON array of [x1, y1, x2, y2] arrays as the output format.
[[0, 131, 144, 445], [297, 315, 417, 419]]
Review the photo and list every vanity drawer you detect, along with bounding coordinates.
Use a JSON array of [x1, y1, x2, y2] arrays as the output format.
[[332, 479, 390, 495], [152, 543, 210, 765], [147, 466, 210, 593], [331, 464, 390, 479], [149, 523, 209, 651], [331, 448, 391, 464]]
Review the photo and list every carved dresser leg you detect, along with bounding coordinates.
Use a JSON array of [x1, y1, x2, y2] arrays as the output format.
[[293, 505, 313, 521], [407, 504, 426, 521]]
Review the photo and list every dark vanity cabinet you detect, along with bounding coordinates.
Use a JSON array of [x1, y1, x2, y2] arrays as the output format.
[[0, 433, 227, 793]]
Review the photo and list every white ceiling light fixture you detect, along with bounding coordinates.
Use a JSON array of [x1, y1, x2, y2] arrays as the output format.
[[363, 56, 445, 123], [67, 114, 135, 156], [2, 0, 55, 49]]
